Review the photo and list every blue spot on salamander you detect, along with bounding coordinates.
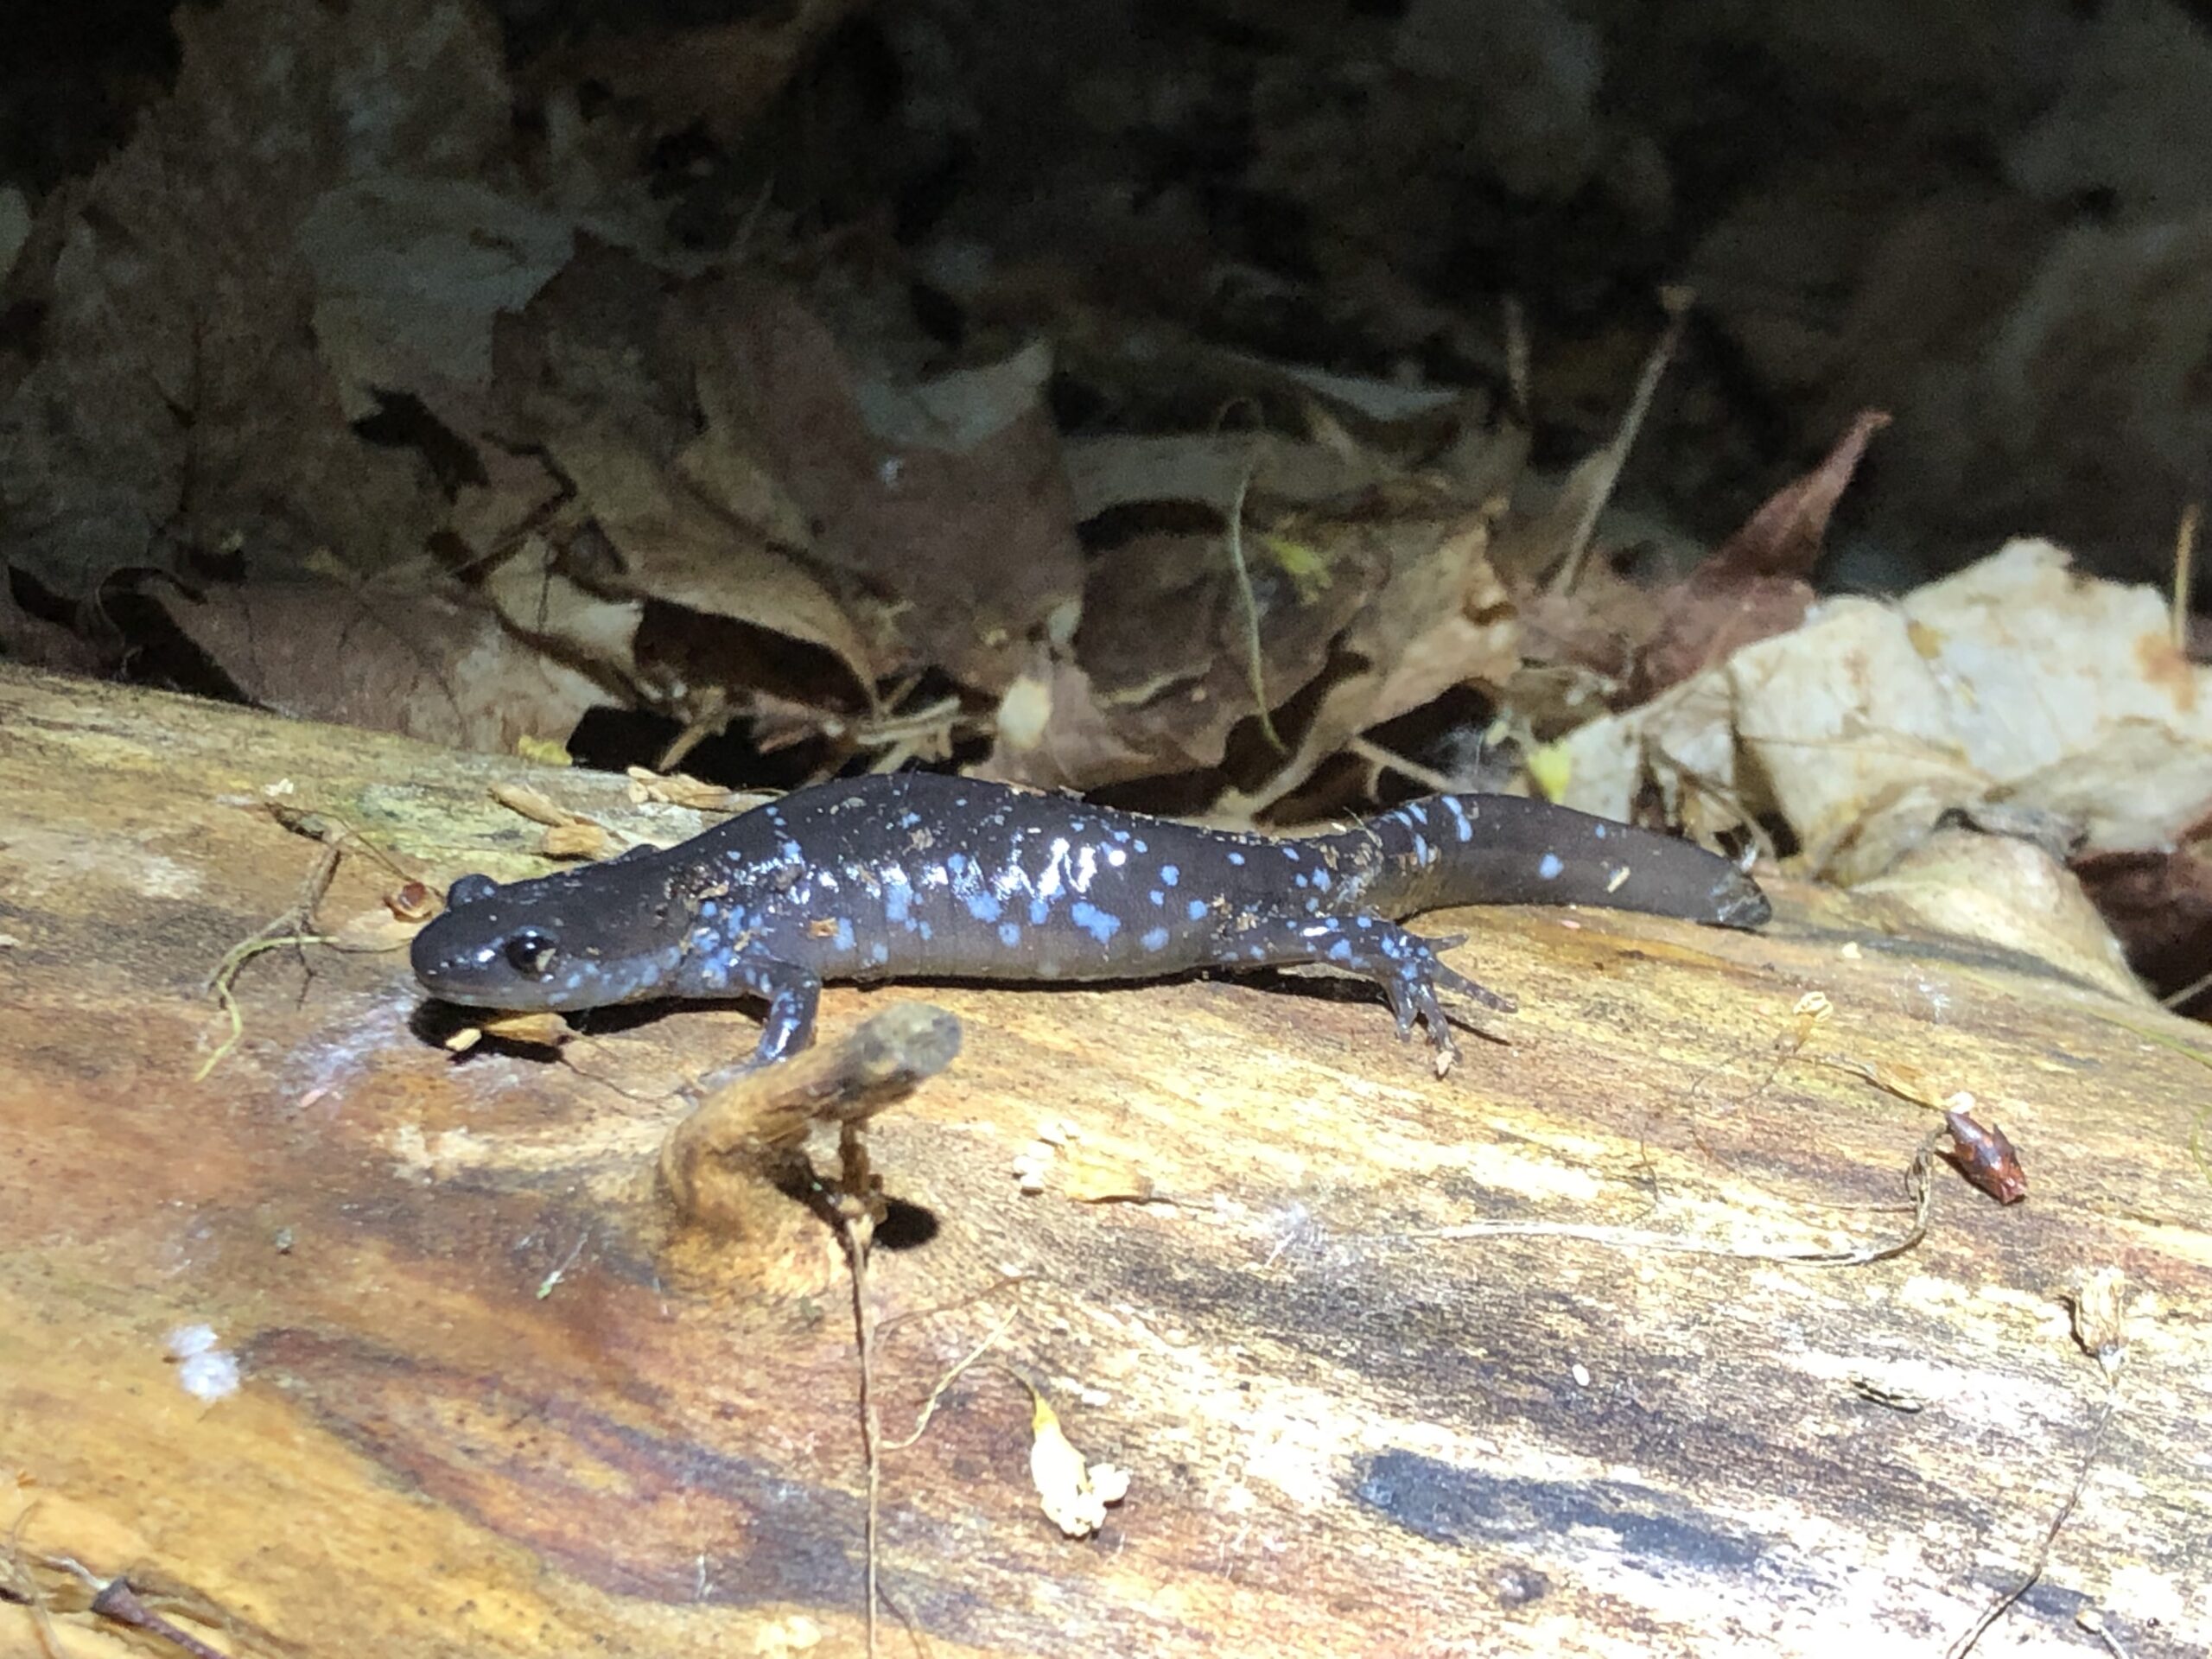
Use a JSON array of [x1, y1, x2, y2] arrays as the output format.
[[1538, 853, 1565, 880], [1227, 851, 1245, 866], [1160, 864, 1179, 887], [999, 922, 1021, 947], [1070, 901, 1122, 944], [1141, 926, 1170, 952], [1329, 939, 1353, 961], [834, 918, 855, 950], [1029, 899, 1051, 925], [884, 880, 911, 924], [1186, 899, 1208, 920], [964, 890, 1003, 923]]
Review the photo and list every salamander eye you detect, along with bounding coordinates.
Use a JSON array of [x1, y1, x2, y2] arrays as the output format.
[[504, 930, 558, 978]]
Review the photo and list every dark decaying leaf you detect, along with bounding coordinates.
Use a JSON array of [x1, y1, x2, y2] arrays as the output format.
[[679, 280, 1086, 695], [479, 247, 879, 705], [988, 506, 1519, 804], [0, 0, 500, 604], [2072, 828, 2212, 1007]]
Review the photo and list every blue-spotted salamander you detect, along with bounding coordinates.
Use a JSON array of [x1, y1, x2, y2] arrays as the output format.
[[410, 773, 1769, 1071]]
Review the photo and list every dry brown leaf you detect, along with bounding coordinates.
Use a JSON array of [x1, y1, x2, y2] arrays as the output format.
[[156, 577, 609, 753], [447, 446, 570, 568], [476, 547, 645, 687], [541, 822, 617, 861], [1217, 513, 1520, 815], [978, 657, 1154, 790], [1058, 523, 1383, 785], [482, 251, 881, 702], [626, 767, 747, 812], [1712, 410, 1891, 580], [296, 176, 583, 417], [487, 783, 585, 828], [1853, 830, 2147, 1004], [545, 415, 880, 694], [682, 279, 1085, 693]]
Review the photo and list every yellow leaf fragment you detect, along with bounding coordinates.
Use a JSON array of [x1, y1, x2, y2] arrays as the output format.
[[517, 735, 573, 766]]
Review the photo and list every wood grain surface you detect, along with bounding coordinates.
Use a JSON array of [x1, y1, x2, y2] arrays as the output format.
[[2, 664, 2207, 1658]]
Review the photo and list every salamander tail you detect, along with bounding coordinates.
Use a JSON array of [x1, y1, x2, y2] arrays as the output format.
[[1354, 793, 1770, 928]]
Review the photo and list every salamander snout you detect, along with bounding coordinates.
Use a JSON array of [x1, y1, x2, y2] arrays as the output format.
[[410, 885, 570, 1009], [409, 861, 696, 1013]]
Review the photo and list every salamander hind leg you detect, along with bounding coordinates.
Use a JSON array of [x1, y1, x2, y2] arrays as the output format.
[[1216, 911, 1514, 1075]]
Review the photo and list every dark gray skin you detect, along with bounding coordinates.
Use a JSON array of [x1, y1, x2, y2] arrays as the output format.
[[410, 772, 1769, 1071]]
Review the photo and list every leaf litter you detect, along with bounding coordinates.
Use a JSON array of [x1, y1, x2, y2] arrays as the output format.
[[2, 0, 2208, 996]]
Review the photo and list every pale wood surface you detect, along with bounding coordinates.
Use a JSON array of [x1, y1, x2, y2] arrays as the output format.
[[2, 664, 2208, 1658]]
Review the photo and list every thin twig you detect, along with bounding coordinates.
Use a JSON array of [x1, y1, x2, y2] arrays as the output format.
[[1551, 286, 1693, 594], [199, 831, 346, 1078], [1221, 468, 1283, 752], [2173, 503, 2199, 653], [841, 1198, 883, 1659], [1347, 735, 1462, 797], [881, 1310, 1022, 1453], [2160, 959, 2212, 1012], [1502, 294, 1531, 424], [874, 1272, 1030, 1343], [1, 1508, 66, 1659], [1388, 1123, 1946, 1268], [1945, 1395, 2115, 1658]]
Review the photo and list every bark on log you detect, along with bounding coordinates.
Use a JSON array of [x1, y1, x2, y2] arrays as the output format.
[[1, 664, 2206, 1658]]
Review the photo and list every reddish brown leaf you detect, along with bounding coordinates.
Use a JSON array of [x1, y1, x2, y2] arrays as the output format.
[[1710, 410, 1892, 580], [1635, 410, 1890, 696]]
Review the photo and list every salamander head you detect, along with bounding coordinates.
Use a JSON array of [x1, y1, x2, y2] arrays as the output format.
[[410, 858, 697, 1013]]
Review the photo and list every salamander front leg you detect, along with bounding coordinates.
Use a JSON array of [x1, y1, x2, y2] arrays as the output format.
[[680, 950, 824, 1091], [748, 963, 823, 1065], [1215, 912, 1514, 1074]]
